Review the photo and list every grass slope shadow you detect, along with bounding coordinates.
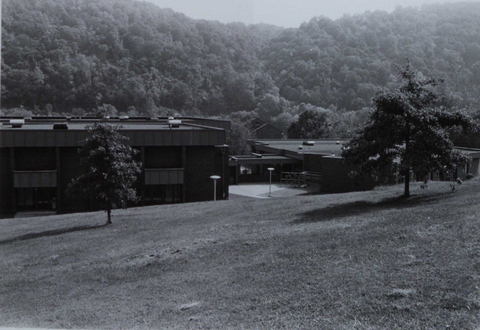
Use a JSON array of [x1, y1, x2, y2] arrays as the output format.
[[294, 191, 455, 224], [0, 223, 109, 245]]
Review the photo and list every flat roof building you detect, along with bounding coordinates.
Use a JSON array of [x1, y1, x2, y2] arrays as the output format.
[[230, 139, 480, 193], [0, 116, 230, 217]]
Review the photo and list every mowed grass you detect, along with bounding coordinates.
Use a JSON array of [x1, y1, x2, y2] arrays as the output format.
[[1, 181, 480, 329]]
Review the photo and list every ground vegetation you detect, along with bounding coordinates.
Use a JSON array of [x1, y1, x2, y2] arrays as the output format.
[[0, 181, 479, 328]]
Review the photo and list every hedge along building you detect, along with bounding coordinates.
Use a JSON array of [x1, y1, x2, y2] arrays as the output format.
[[0, 116, 230, 216], [231, 139, 480, 193]]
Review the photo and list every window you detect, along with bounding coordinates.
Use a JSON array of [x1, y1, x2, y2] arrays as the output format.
[[144, 184, 182, 205], [16, 187, 57, 211]]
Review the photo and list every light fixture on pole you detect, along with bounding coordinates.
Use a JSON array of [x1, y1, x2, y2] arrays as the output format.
[[267, 167, 274, 197], [210, 175, 221, 201]]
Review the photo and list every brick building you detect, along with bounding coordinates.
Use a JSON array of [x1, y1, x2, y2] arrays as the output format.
[[0, 116, 229, 216]]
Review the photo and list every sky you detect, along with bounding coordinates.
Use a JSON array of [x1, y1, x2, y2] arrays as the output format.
[[144, 0, 479, 28]]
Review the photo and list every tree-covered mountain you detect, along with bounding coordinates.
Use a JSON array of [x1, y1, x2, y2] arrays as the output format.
[[263, 4, 480, 112], [2, 0, 480, 134], [2, 0, 279, 116]]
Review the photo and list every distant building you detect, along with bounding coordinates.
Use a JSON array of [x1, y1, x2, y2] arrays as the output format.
[[229, 139, 480, 193], [248, 118, 283, 139], [0, 116, 230, 216]]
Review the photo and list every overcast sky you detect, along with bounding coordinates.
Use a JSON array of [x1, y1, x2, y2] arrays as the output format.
[[144, 0, 479, 27]]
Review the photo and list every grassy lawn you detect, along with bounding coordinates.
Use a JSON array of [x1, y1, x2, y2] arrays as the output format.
[[1, 180, 479, 329]]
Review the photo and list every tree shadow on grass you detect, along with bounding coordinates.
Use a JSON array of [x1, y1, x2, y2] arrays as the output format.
[[294, 191, 455, 224], [0, 223, 109, 245]]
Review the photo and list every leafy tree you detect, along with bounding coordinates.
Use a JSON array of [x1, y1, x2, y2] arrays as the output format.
[[255, 92, 292, 121], [67, 123, 142, 224], [0, 106, 34, 117], [87, 103, 119, 118], [226, 119, 256, 155], [342, 62, 476, 197], [287, 105, 333, 139]]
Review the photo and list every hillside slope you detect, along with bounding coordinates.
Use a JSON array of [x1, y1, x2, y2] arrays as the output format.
[[2, 0, 480, 119], [1, 181, 479, 329]]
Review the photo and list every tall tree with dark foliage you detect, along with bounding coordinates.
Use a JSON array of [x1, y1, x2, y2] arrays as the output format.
[[67, 123, 142, 224], [342, 62, 476, 197]]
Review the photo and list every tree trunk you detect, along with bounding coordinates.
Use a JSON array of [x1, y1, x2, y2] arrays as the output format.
[[107, 209, 112, 225], [403, 170, 410, 198]]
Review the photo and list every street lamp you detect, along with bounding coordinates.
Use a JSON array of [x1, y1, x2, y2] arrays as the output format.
[[267, 167, 274, 197], [210, 175, 221, 201]]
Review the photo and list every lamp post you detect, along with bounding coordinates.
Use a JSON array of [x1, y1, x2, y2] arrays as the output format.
[[267, 167, 274, 197], [210, 175, 221, 201]]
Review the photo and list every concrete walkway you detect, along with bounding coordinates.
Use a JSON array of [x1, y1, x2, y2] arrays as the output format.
[[229, 183, 318, 199]]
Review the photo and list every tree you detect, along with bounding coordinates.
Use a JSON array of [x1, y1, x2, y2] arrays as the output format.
[[87, 104, 119, 117], [342, 62, 475, 197], [287, 105, 333, 139], [67, 123, 142, 224], [226, 119, 255, 155]]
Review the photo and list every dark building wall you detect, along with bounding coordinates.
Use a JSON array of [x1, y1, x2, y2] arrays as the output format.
[[0, 120, 230, 215], [0, 127, 225, 148], [59, 147, 89, 212], [185, 146, 228, 202], [302, 154, 376, 193], [215, 146, 229, 200], [0, 149, 13, 214], [302, 153, 324, 173], [144, 147, 182, 168], [320, 157, 376, 193], [469, 158, 480, 176], [15, 147, 56, 171]]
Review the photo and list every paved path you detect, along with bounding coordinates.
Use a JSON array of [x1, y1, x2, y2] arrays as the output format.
[[229, 184, 317, 199]]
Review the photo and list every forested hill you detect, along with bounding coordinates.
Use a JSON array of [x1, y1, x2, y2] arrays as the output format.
[[2, 0, 480, 125], [1, 0, 281, 116]]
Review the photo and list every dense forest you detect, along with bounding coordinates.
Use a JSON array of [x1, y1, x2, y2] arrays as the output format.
[[2, 0, 480, 137]]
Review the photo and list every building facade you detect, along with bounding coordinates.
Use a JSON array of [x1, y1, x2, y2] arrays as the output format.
[[0, 117, 230, 216], [230, 139, 480, 193], [238, 139, 375, 192]]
